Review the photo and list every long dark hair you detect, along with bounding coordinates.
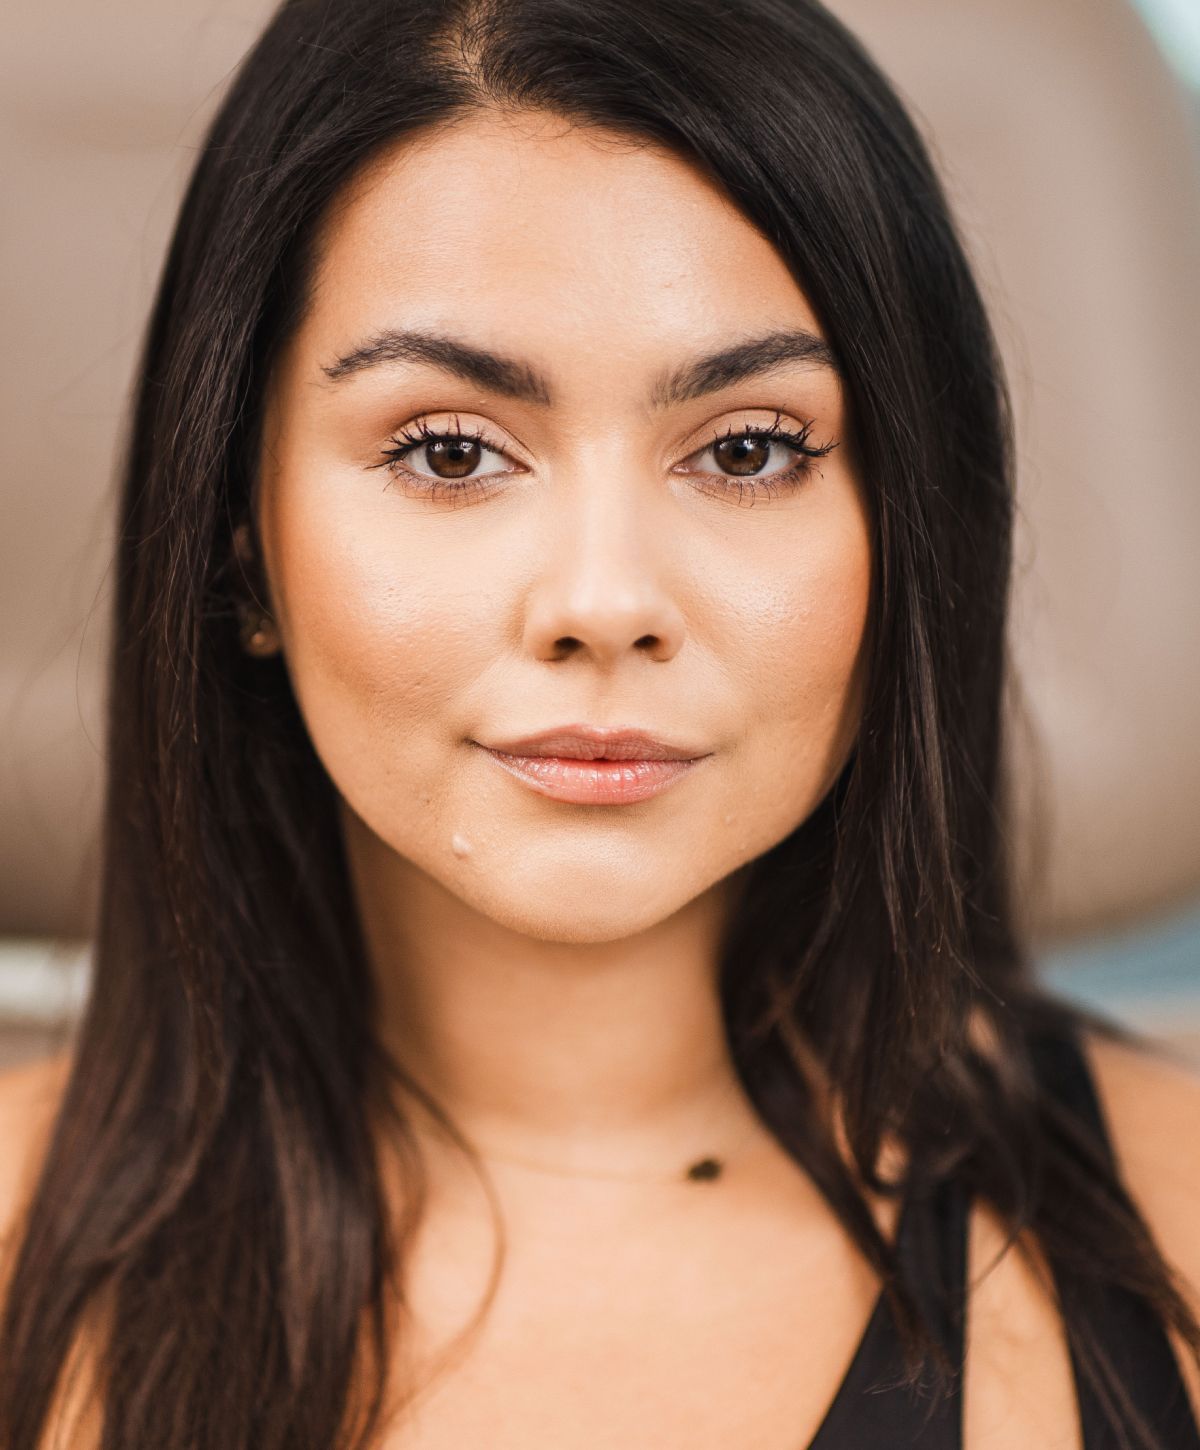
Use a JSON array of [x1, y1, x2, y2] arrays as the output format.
[[2, 0, 1196, 1446]]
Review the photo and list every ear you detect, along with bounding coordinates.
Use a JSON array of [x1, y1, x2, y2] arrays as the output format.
[[232, 519, 264, 579], [231, 521, 282, 658]]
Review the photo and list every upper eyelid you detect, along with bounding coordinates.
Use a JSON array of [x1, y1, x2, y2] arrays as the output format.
[[681, 416, 829, 461], [388, 417, 525, 466]]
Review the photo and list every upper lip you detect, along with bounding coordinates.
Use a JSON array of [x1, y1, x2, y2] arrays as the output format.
[[478, 724, 707, 761]]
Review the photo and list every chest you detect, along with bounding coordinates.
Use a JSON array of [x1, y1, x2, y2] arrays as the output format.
[[366, 1191, 1082, 1450]]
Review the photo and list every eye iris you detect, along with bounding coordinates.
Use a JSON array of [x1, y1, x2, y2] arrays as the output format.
[[714, 435, 771, 476], [426, 438, 481, 479]]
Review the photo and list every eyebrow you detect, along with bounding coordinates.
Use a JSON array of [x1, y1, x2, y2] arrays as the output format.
[[320, 327, 839, 406]]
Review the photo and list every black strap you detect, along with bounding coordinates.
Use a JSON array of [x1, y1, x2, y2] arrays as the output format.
[[809, 1173, 967, 1449]]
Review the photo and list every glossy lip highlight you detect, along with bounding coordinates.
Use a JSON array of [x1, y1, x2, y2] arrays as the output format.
[[473, 724, 711, 804]]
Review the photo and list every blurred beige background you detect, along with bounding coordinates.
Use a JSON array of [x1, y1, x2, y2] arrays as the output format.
[[2, 0, 1199, 1059]]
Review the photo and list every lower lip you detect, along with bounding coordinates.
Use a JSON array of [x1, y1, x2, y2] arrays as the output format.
[[478, 747, 703, 805]]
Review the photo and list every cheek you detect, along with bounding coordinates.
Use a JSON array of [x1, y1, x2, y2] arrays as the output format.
[[261, 481, 490, 802], [719, 501, 872, 832], [761, 545, 870, 735]]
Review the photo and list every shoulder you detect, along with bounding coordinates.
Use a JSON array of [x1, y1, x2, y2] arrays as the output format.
[[1081, 1028, 1200, 1309], [961, 1024, 1200, 1445], [1082, 1028, 1200, 1415], [0, 1048, 74, 1266]]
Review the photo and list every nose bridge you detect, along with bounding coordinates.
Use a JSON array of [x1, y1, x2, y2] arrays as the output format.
[[521, 457, 686, 666]]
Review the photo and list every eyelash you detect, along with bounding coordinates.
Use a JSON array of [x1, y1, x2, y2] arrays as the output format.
[[372, 412, 836, 505]]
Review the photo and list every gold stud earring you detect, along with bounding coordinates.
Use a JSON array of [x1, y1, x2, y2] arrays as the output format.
[[238, 608, 279, 657]]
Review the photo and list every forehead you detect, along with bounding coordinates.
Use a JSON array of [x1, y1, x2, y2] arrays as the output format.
[[297, 110, 825, 373]]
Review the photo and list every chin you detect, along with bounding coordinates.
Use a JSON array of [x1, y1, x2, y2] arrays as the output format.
[[459, 868, 702, 945]]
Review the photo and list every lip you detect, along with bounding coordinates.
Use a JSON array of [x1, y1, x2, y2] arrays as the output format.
[[473, 724, 711, 805], [482, 724, 704, 761]]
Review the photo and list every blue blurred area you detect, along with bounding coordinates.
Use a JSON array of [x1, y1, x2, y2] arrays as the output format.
[[1039, 897, 1200, 1031], [1132, 0, 1200, 90]]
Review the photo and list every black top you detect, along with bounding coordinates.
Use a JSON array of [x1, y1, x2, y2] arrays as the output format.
[[803, 1028, 1200, 1448]]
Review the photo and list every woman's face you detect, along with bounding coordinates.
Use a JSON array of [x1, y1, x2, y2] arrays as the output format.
[[257, 111, 872, 943]]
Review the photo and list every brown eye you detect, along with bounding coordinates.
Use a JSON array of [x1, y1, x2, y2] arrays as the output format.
[[422, 438, 483, 479], [376, 423, 517, 497], [712, 435, 772, 476], [680, 419, 835, 494]]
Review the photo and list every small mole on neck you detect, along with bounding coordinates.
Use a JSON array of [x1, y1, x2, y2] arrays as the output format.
[[686, 1156, 724, 1181]]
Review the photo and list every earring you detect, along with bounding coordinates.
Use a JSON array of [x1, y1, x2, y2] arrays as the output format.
[[238, 607, 280, 657]]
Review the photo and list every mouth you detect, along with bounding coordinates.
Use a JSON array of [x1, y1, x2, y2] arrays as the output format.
[[473, 724, 711, 805]]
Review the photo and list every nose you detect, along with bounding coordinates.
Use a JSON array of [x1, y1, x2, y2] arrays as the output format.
[[520, 471, 687, 669]]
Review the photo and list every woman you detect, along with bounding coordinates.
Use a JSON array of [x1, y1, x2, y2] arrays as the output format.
[[0, 0, 1198, 1445]]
